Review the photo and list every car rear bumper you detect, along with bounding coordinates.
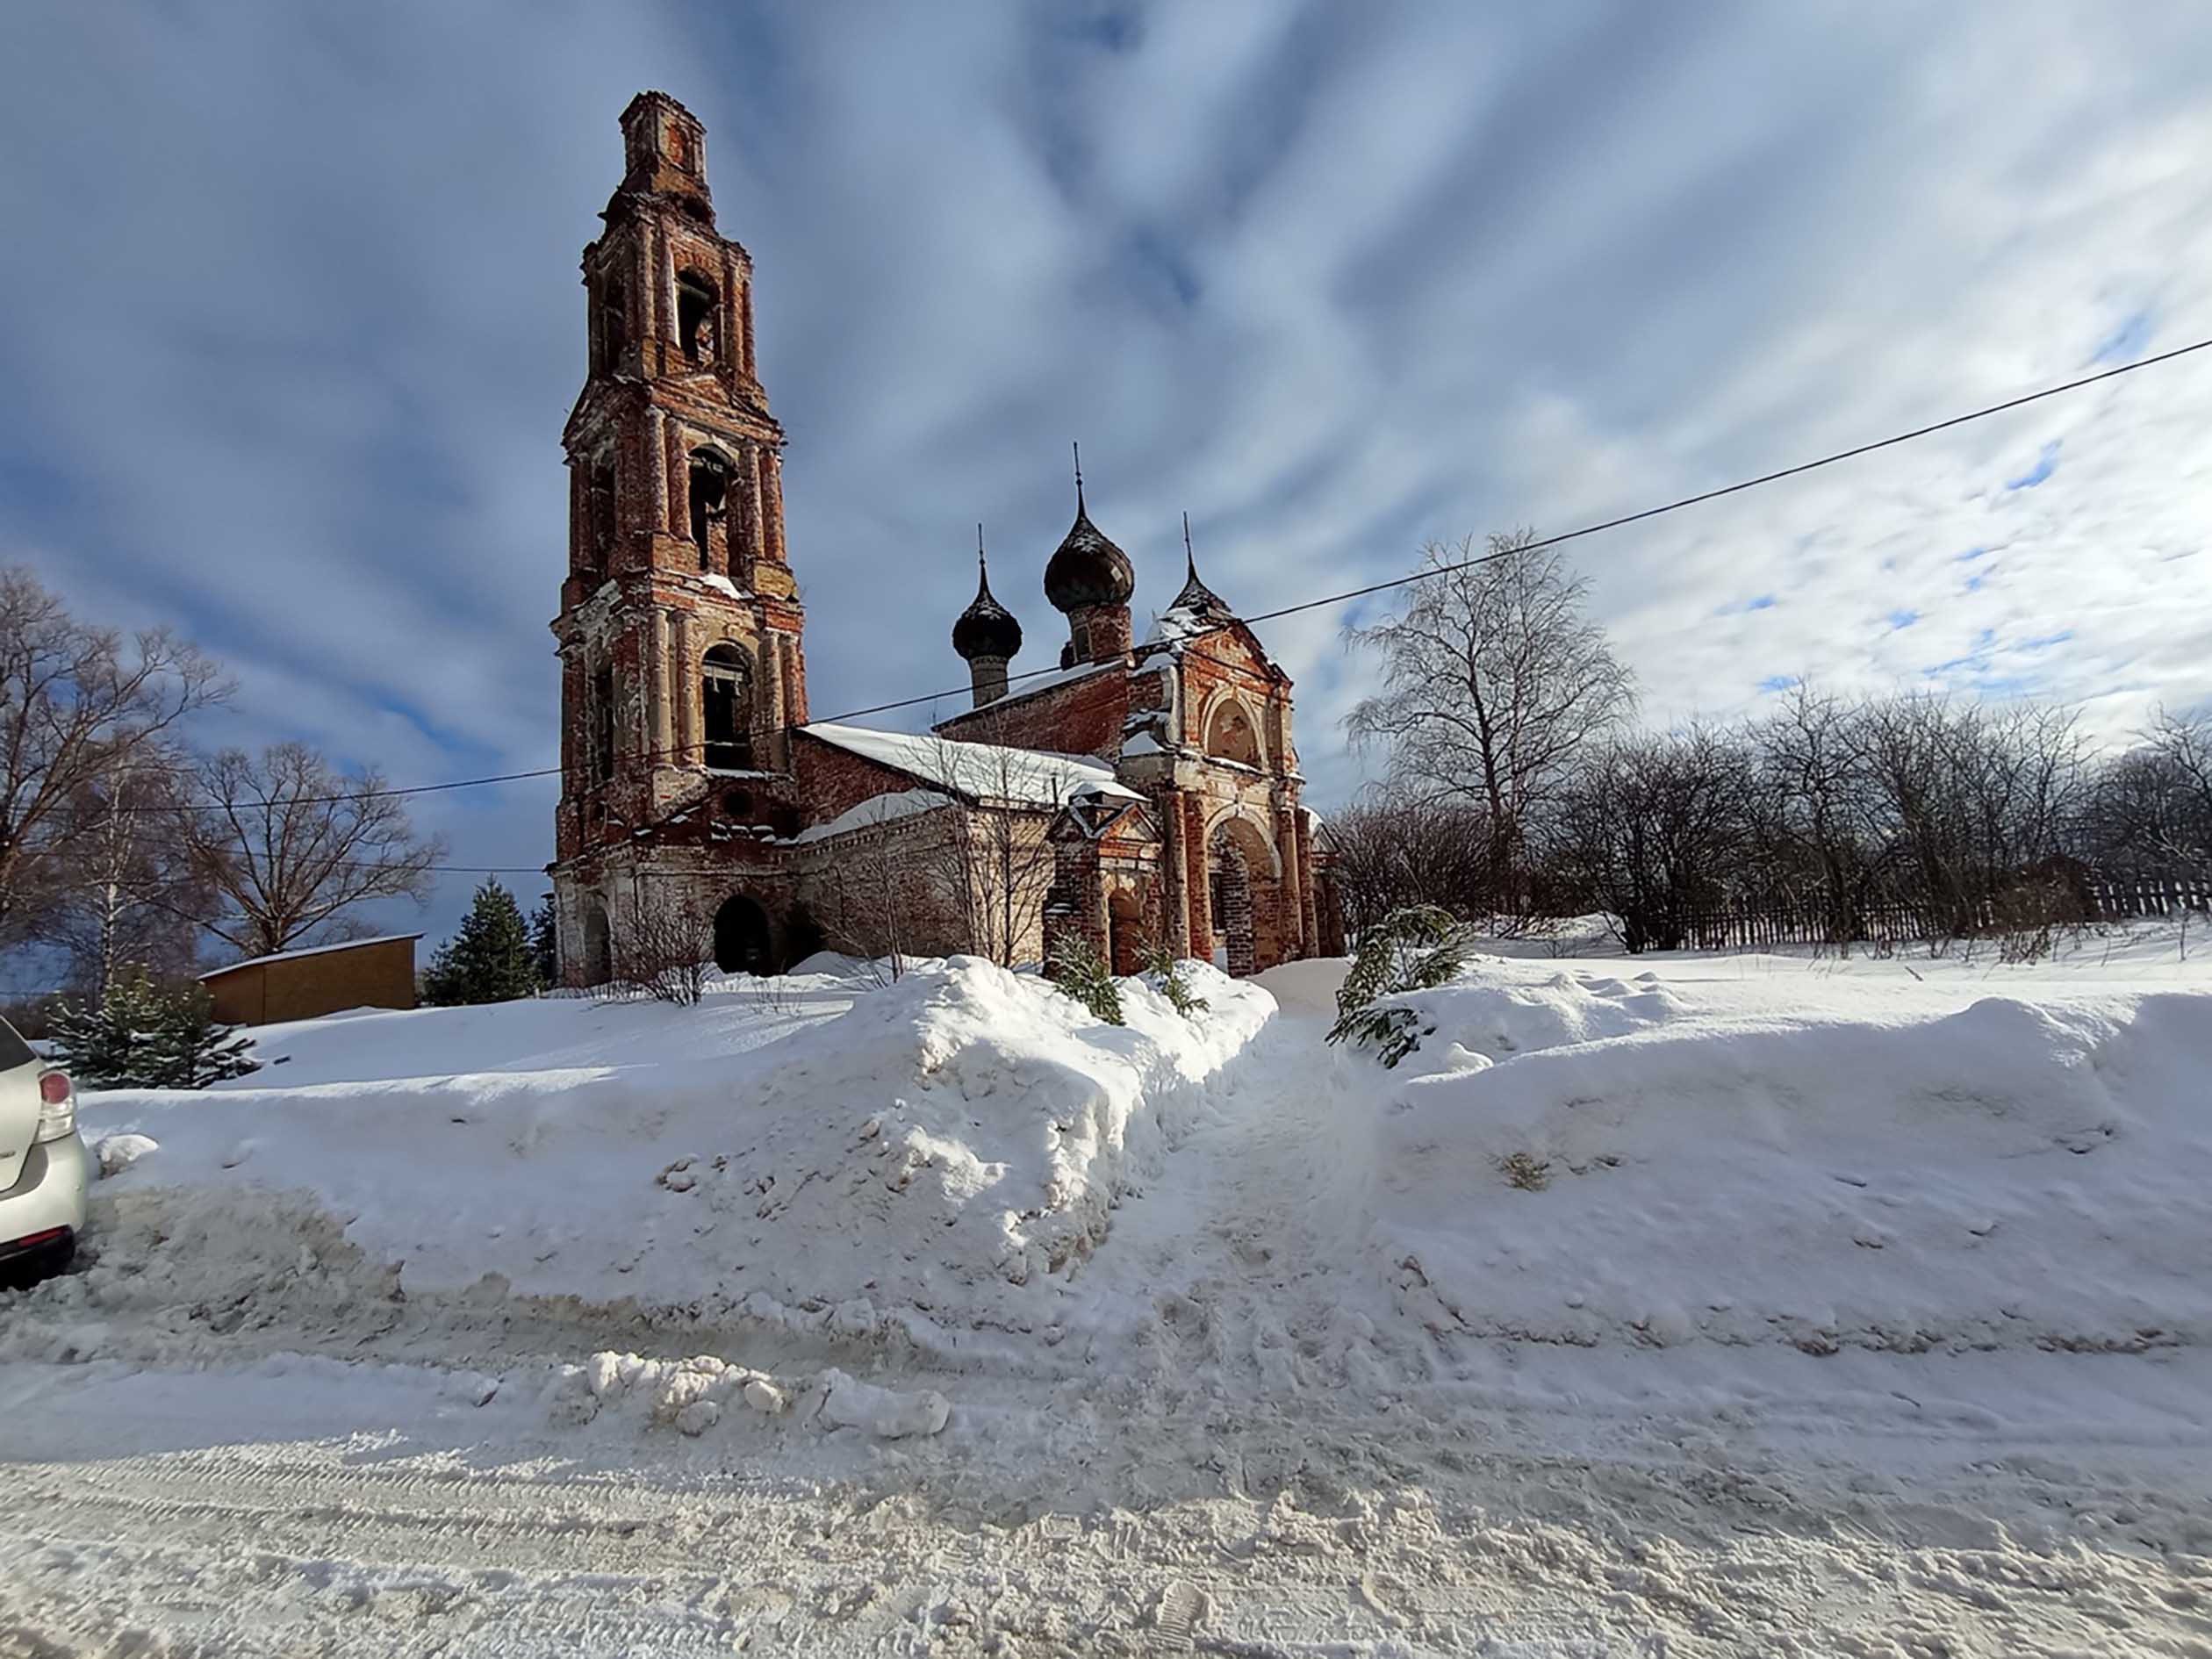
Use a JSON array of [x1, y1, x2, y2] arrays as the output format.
[[0, 1132, 89, 1251]]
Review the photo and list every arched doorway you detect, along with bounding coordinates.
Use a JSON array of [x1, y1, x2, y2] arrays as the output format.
[[582, 901, 612, 986], [713, 893, 772, 975], [1207, 815, 1281, 976], [1107, 887, 1145, 978]]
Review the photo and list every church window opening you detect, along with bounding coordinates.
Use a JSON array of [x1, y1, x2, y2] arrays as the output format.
[[687, 449, 729, 572], [588, 459, 617, 573], [597, 275, 627, 372], [592, 664, 615, 784], [676, 269, 719, 365], [701, 643, 753, 770]]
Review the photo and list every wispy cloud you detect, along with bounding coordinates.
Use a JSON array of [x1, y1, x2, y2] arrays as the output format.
[[2005, 441, 2062, 491]]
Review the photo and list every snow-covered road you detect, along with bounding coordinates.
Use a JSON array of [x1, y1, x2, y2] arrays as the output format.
[[7, 944, 2212, 1655]]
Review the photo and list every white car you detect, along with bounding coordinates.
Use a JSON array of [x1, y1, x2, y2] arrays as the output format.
[[0, 1017, 86, 1282]]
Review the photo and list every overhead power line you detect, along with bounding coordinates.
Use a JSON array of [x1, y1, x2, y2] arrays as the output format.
[[103, 334, 2212, 818]]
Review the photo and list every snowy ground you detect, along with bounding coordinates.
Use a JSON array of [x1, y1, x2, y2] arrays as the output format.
[[4, 929, 2212, 1655]]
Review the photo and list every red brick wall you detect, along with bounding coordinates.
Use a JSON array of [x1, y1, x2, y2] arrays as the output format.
[[934, 665, 1129, 759], [791, 732, 943, 822]]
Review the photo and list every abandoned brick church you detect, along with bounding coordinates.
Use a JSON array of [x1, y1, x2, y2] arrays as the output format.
[[549, 93, 1344, 982]]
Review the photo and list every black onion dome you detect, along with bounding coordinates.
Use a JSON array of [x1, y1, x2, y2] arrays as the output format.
[[1165, 513, 1235, 624], [1168, 563, 1234, 624], [1043, 491, 1136, 614], [952, 552, 1023, 661]]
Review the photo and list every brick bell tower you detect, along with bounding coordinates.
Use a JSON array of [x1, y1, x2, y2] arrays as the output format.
[[552, 93, 808, 888]]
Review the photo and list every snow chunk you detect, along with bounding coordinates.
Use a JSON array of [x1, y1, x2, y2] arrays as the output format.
[[95, 1133, 159, 1177], [816, 1368, 949, 1438]]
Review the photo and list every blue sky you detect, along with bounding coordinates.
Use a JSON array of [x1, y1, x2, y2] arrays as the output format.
[[4, 2, 2210, 953]]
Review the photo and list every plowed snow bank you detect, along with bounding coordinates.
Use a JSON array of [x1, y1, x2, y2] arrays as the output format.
[[1366, 965, 2212, 1352], [74, 958, 1271, 1340]]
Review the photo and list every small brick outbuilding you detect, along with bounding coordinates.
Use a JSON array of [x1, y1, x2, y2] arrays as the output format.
[[198, 935, 421, 1027]]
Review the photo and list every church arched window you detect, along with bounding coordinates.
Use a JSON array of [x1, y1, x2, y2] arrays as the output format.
[[592, 664, 616, 782], [701, 643, 753, 770], [687, 448, 729, 572], [1205, 699, 1262, 768], [676, 269, 719, 365]]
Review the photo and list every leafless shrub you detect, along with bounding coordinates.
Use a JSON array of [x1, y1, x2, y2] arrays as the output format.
[[1990, 877, 2083, 965], [1498, 1152, 1552, 1192], [607, 885, 711, 1005]]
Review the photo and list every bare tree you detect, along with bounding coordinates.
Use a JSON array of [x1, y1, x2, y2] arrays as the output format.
[[1347, 530, 1634, 913], [815, 813, 926, 981], [2090, 708, 2212, 875], [190, 743, 444, 959], [1322, 791, 1493, 938], [923, 722, 1066, 967], [0, 568, 228, 947], [47, 755, 218, 997], [1747, 684, 1885, 943], [1552, 725, 1756, 952]]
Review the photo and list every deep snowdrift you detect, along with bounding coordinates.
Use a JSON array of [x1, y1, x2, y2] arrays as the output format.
[[71, 957, 1271, 1344], [1358, 960, 2212, 1352], [43, 935, 2212, 1379]]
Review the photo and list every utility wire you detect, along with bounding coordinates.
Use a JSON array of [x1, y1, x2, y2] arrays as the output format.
[[99, 334, 2212, 817]]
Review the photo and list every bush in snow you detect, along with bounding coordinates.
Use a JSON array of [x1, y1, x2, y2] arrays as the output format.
[[1140, 937, 1209, 1019], [50, 967, 257, 1090], [422, 878, 542, 1006], [1327, 904, 1469, 1067], [605, 887, 713, 1006], [1497, 1151, 1552, 1191], [1046, 935, 1124, 1025]]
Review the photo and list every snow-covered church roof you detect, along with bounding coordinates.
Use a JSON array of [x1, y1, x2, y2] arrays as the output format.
[[801, 722, 1138, 810]]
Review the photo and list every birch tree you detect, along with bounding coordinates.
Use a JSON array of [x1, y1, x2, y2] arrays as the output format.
[[1347, 530, 1634, 913]]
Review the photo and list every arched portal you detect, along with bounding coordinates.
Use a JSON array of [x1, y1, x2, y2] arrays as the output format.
[[713, 893, 772, 975], [1207, 814, 1282, 976], [1107, 887, 1146, 978], [582, 900, 613, 986]]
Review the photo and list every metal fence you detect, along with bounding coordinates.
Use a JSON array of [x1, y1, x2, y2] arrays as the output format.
[[1676, 871, 2208, 952]]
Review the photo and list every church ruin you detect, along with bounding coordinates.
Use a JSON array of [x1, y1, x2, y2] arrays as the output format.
[[549, 93, 1344, 982]]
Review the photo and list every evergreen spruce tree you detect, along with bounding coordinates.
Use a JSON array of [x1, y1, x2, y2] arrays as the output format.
[[528, 893, 560, 988], [51, 968, 256, 1089], [1045, 935, 1124, 1026], [422, 879, 542, 1006]]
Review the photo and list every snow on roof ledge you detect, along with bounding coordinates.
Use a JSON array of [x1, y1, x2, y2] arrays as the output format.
[[199, 933, 423, 980], [801, 722, 1138, 807]]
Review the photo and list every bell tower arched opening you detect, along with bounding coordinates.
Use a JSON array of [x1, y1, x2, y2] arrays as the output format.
[[701, 643, 754, 770]]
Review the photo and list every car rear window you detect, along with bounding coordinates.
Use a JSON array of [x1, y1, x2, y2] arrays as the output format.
[[0, 1023, 35, 1071]]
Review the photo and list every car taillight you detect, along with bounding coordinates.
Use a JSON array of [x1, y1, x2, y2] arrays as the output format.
[[35, 1070, 74, 1144]]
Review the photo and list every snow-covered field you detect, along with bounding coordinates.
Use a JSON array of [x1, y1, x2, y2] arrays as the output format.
[[5, 930, 2212, 1655]]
